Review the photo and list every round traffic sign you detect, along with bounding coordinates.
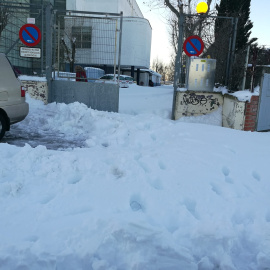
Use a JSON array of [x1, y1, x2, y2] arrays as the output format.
[[183, 35, 204, 57], [19, 24, 41, 47]]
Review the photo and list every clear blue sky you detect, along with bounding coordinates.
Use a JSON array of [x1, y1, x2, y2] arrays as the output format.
[[136, 0, 270, 64], [250, 0, 270, 46]]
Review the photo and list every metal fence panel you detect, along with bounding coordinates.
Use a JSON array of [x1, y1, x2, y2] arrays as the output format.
[[52, 80, 119, 112], [49, 9, 123, 112], [54, 10, 123, 81]]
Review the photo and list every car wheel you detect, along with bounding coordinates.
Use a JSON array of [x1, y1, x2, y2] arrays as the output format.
[[0, 113, 7, 140]]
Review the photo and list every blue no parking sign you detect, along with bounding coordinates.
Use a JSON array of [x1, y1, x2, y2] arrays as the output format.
[[183, 35, 204, 57], [19, 24, 41, 47]]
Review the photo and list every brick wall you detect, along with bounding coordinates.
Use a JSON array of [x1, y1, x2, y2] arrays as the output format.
[[244, 96, 259, 131]]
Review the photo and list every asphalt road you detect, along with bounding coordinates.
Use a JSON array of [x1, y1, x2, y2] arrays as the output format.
[[1, 125, 87, 150]]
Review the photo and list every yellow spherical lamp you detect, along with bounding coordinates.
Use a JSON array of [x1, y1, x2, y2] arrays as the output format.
[[196, 2, 208, 14]]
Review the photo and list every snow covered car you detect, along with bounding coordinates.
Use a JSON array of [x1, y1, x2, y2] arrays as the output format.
[[96, 74, 129, 88], [0, 53, 29, 140], [121, 75, 136, 84]]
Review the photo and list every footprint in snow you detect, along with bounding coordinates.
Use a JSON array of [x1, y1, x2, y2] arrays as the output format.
[[182, 198, 200, 220], [210, 182, 222, 196], [252, 171, 261, 181], [222, 166, 230, 177], [130, 195, 144, 212], [130, 201, 142, 211], [222, 166, 234, 184], [111, 167, 125, 179], [158, 161, 166, 170]]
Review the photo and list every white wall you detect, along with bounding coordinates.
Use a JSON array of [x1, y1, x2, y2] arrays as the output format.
[[65, 0, 151, 69], [66, 0, 143, 17], [118, 0, 143, 17], [121, 17, 151, 68], [64, 16, 151, 69], [222, 95, 246, 130]]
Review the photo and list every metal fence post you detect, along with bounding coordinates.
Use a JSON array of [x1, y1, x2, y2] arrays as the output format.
[[171, 13, 185, 120], [41, 5, 44, 75], [45, 4, 53, 103], [117, 12, 123, 80], [241, 45, 250, 90], [228, 17, 238, 90]]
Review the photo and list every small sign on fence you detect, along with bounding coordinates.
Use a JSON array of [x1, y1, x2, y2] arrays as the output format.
[[20, 47, 41, 58], [27, 18, 35, 24]]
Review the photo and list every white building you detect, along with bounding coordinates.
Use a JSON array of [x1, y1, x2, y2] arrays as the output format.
[[64, 0, 152, 80], [67, 0, 144, 17]]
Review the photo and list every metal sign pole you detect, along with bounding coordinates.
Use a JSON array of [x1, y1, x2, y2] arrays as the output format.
[[171, 12, 185, 120], [117, 12, 123, 81], [45, 4, 53, 103]]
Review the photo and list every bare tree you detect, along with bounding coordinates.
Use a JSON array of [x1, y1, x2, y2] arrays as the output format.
[[143, 0, 214, 67], [61, 36, 76, 72], [152, 57, 166, 82], [152, 57, 175, 84]]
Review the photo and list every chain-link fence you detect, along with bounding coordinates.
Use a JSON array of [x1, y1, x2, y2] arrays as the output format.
[[0, 1, 45, 75], [0, 2, 123, 81], [179, 13, 237, 88], [239, 45, 270, 91], [53, 10, 123, 81]]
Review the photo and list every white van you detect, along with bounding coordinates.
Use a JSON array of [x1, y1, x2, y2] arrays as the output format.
[[0, 53, 29, 140]]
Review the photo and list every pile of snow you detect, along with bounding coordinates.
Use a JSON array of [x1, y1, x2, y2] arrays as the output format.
[[1, 84, 270, 270], [231, 86, 260, 102], [19, 75, 47, 82]]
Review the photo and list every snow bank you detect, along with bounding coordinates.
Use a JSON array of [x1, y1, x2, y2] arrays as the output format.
[[1, 85, 270, 270]]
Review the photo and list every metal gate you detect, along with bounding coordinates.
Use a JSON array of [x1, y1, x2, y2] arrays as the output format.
[[257, 73, 270, 131]]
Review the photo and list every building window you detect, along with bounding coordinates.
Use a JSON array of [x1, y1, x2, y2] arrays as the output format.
[[72, 26, 92, 49]]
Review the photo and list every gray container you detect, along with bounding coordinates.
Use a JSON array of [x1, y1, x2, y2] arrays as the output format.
[[186, 58, 216, 91], [84, 67, 105, 82]]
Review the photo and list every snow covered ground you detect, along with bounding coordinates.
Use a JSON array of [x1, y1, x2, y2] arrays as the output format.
[[1, 84, 270, 270]]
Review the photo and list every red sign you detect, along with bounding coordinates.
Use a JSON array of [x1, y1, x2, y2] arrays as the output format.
[[183, 35, 204, 57], [19, 24, 41, 47]]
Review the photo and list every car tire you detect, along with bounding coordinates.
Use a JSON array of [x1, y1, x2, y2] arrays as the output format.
[[0, 113, 7, 140]]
